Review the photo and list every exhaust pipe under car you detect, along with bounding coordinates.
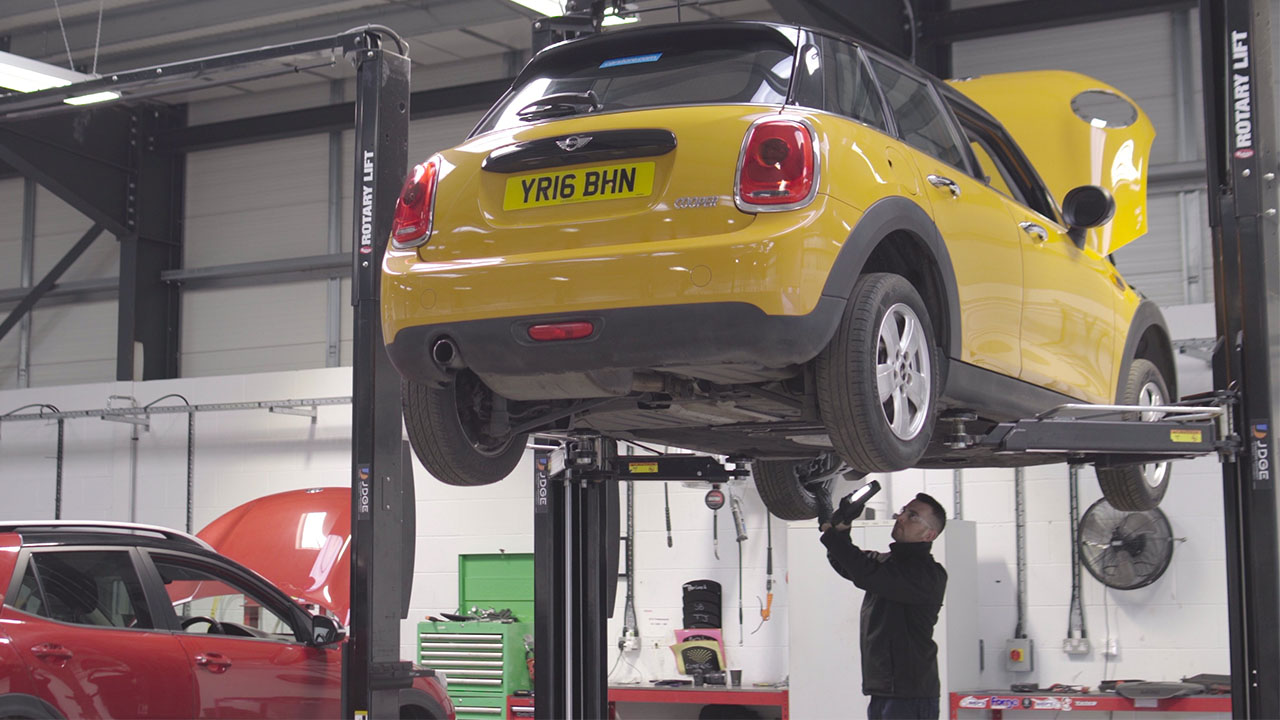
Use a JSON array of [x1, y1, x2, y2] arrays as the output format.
[[431, 337, 466, 371]]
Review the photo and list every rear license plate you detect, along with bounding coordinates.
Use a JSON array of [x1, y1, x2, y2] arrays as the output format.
[[503, 162, 655, 210]]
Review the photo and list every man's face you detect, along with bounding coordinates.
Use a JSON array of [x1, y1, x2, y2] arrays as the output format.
[[892, 499, 939, 543]]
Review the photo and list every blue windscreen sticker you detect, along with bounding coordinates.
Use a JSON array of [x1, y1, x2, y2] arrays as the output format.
[[600, 52, 663, 69]]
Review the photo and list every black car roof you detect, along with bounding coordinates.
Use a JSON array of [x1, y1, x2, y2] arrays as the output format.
[[517, 19, 802, 84]]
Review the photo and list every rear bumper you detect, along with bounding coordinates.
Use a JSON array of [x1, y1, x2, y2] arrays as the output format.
[[386, 298, 845, 390]]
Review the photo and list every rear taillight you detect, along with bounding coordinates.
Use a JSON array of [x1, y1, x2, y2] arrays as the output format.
[[391, 157, 440, 248], [735, 119, 817, 212]]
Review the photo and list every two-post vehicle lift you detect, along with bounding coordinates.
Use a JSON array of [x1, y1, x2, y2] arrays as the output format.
[[512, 1, 1279, 718]]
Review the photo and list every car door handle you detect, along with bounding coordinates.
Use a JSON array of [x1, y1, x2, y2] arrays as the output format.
[[926, 174, 961, 197], [31, 643, 73, 662], [1019, 221, 1048, 243], [195, 652, 233, 673]]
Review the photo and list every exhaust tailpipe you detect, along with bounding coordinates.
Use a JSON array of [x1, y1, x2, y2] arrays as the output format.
[[431, 337, 466, 370]]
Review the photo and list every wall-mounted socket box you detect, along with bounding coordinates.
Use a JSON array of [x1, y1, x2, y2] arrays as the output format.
[[1005, 638, 1034, 672], [1063, 637, 1091, 655]]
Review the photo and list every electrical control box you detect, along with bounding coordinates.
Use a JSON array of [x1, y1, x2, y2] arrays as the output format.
[[1005, 638, 1034, 672]]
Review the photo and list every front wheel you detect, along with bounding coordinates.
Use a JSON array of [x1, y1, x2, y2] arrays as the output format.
[[404, 372, 527, 486], [752, 454, 852, 521], [817, 273, 940, 472], [1096, 358, 1173, 510]]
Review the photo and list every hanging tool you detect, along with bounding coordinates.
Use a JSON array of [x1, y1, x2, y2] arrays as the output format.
[[664, 482, 673, 547], [705, 485, 726, 560], [752, 512, 774, 635], [729, 489, 747, 645], [761, 512, 773, 622]]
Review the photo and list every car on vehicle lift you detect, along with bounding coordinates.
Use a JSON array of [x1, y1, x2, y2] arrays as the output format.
[[0, 520, 454, 720], [381, 20, 1176, 519]]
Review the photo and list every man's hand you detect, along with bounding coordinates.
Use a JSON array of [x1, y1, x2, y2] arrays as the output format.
[[824, 492, 867, 531]]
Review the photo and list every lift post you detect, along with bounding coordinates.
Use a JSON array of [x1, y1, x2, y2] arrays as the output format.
[[1200, 0, 1280, 716], [345, 32, 414, 720], [533, 441, 751, 718]]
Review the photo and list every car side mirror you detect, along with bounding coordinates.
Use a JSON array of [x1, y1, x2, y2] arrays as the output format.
[[311, 615, 345, 646], [1061, 185, 1116, 247]]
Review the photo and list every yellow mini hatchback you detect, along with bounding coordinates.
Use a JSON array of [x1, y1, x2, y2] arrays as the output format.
[[383, 22, 1176, 518]]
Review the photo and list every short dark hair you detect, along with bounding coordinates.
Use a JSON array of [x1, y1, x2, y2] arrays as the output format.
[[915, 492, 947, 534]]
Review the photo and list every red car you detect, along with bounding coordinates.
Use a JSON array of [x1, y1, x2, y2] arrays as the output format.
[[0, 520, 453, 719]]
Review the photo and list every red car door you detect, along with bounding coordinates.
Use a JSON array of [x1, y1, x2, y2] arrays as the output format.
[[147, 553, 341, 719], [2, 548, 195, 719]]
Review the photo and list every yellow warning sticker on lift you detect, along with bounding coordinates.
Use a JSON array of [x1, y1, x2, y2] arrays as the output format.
[[1170, 429, 1203, 443], [629, 462, 659, 473]]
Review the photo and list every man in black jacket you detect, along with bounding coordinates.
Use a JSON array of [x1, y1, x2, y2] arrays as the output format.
[[820, 492, 948, 720]]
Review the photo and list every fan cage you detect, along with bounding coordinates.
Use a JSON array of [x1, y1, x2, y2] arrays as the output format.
[[1078, 497, 1174, 590]]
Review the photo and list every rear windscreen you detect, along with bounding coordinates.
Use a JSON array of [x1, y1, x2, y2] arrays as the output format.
[[474, 25, 799, 135]]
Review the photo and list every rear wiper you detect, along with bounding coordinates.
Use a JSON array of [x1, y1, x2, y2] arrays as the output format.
[[516, 91, 601, 121]]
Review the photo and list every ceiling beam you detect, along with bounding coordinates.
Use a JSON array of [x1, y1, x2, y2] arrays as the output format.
[[155, 77, 513, 153], [5, 0, 518, 73], [921, 0, 1196, 43]]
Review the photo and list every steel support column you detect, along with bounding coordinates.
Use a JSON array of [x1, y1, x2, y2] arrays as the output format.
[[344, 32, 413, 720], [118, 106, 186, 380], [17, 179, 35, 387], [1200, 0, 1280, 716]]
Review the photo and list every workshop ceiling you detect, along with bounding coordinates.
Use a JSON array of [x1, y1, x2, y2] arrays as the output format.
[[0, 0, 779, 104]]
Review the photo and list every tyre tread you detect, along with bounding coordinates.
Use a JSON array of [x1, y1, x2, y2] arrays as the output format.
[[1096, 359, 1172, 511], [404, 380, 524, 487]]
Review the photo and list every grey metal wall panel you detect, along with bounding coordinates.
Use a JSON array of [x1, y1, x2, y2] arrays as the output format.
[[0, 332, 17, 391], [26, 300, 118, 387], [181, 281, 329, 376], [186, 135, 330, 267], [0, 178, 22, 287]]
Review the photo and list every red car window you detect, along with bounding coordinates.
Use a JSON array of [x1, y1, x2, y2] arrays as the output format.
[[18, 550, 153, 629]]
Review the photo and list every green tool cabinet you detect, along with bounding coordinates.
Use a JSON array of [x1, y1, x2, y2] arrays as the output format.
[[418, 553, 534, 720]]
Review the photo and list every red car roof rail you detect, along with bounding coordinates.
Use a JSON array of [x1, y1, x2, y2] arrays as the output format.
[[0, 521, 213, 551]]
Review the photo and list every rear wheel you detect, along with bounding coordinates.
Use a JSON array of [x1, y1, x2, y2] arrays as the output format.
[[1097, 358, 1172, 510], [404, 371, 527, 486], [817, 273, 940, 472], [752, 454, 850, 521]]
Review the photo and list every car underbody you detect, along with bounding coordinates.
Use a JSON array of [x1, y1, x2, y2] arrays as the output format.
[[464, 360, 1078, 469]]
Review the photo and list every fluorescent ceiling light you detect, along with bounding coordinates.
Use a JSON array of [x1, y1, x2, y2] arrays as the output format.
[[0, 50, 91, 93], [64, 90, 121, 106]]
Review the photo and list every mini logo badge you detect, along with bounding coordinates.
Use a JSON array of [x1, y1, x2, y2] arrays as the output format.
[[556, 135, 592, 151]]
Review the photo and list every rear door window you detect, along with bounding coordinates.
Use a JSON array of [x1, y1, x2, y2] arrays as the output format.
[[475, 25, 798, 135], [822, 38, 886, 131], [13, 550, 153, 629], [870, 60, 967, 169]]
